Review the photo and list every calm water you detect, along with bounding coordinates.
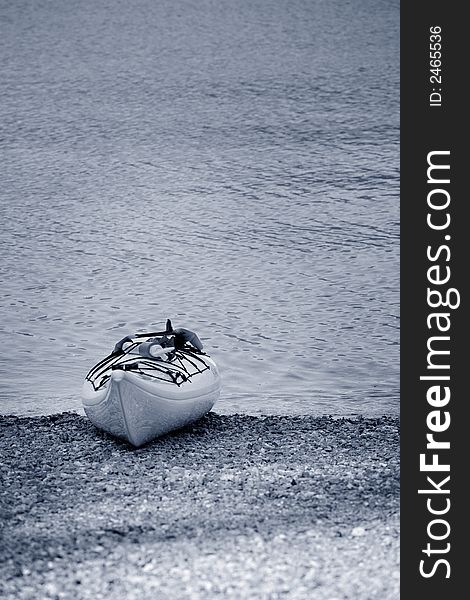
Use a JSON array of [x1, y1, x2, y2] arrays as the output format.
[[0, 0, 399, 417]]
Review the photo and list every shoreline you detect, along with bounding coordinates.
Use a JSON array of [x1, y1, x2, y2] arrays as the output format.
[[1, 412, 399, 599]]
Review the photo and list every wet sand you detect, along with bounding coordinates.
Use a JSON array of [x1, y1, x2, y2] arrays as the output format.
[[0, 412, 399, 599]]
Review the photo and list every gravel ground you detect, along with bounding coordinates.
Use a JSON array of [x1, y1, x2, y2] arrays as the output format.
[[0, 412, 399, 599]]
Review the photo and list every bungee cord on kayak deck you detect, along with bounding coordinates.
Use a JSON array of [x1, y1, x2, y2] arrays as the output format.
[[85, 328, 211, 392]]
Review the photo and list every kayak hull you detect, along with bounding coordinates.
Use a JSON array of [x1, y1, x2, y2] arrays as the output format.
[[82, 357, 221, 447]]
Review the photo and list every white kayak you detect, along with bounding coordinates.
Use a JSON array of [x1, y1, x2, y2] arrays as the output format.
[[82, 321, 221, 446]]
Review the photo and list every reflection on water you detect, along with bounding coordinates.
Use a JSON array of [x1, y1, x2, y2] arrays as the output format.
[[0, 0, 399, 416]]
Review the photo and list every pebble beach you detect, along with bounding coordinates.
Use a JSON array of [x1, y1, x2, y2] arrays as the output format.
[[0, 412, 399, 599]]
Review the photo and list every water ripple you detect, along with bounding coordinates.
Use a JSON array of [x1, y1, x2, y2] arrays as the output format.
[[0, 0, 399, 416]]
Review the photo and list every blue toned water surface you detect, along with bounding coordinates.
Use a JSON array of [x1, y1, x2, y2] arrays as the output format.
[[0, 0, 399, 416]]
